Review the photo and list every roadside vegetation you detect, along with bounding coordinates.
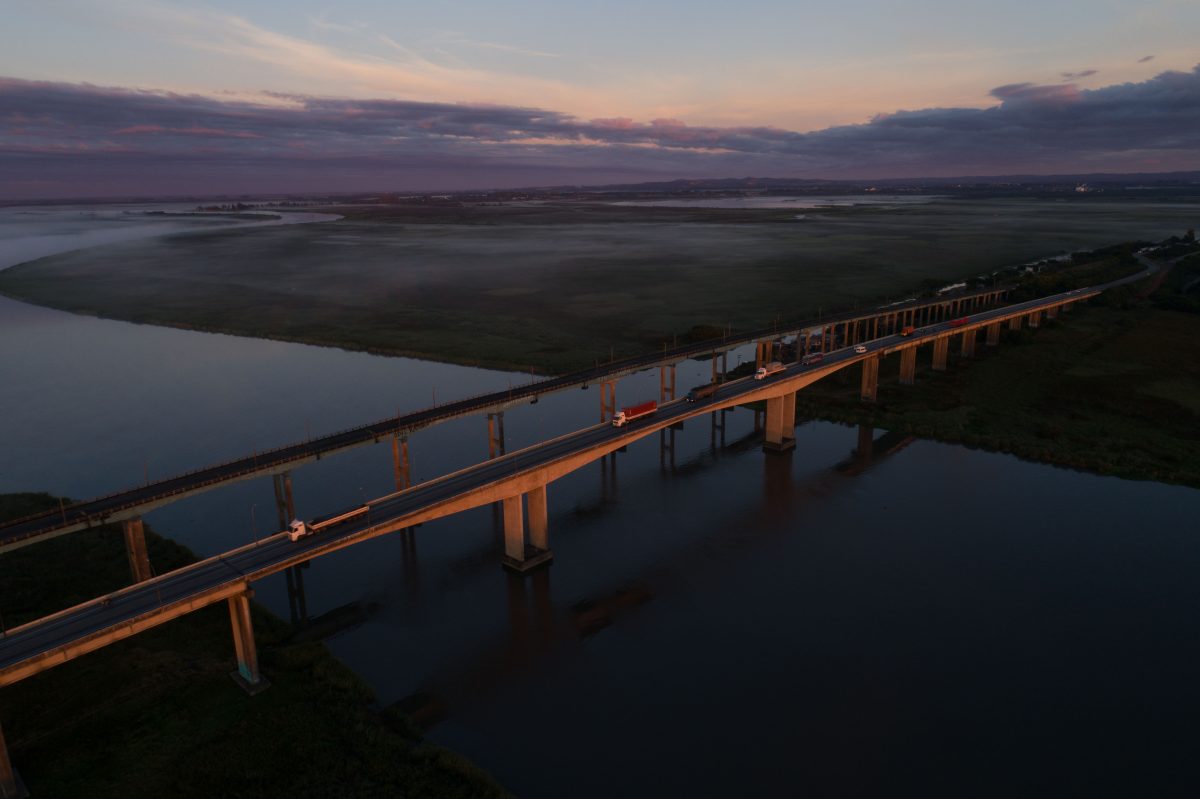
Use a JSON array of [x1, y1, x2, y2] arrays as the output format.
[[0, 493, 509, 799]]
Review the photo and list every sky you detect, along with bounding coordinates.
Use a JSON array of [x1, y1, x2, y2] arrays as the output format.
[[1, 0, 1199, 199]]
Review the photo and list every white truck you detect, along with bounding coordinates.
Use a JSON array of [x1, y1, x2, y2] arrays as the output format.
[[288, 519, 314, 542], [754, 361, 785, 380]]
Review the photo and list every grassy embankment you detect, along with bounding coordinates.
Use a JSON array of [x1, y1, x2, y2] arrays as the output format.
[[791, 248, 1200, 487], [2, 198, 1199, 373], [0, 493, 509, 798]]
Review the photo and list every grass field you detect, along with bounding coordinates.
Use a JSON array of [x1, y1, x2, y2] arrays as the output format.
[[1, 197, 1196, 373], [0, 494, 509, 798]]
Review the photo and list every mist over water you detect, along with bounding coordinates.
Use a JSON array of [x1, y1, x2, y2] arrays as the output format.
[[3, 207, 1200, 795]]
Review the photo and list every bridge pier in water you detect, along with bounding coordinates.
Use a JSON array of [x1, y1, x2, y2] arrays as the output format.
[[763, 391, 797, 453], [860, 355, 880, 402], [122, 517, 152, 583], [600, 381, 616, 423], [932, 338, 949, 371], [487, 412, 506, 460], [228, 587, 268, 695], [391, 434, 411, 492], [502, 486, 554, 574], [0, 721, 26, 799], [899, 347, 917, 385], [659, 365, 676, 402]]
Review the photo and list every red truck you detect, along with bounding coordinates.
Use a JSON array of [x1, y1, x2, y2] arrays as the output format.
[[900, 325, 916, 337], [948, 317, 968, 328], [801, 352, 824, 365], [612, 400, 657, 427]]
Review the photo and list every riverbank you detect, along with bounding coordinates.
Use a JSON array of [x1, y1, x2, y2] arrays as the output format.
[[0, 493, 510, 798], [792, 295, 1200, 488]]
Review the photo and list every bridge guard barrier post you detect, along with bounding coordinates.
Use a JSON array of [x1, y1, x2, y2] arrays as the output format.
[[960, 329, 977, 359], [763, 391, 797, 453], [0, 721, 27, 799], [899, 347, 917, 386], [932, 338, 949, 371], [860, 355, 880, 402], [986, 322, 1002, 346], [228, 588, 269, 695], [122, 517, 153, 584]]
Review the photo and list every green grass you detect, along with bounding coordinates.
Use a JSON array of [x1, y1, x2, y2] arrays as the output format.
[[792, 298, 1200, 487], [0, 493, 510, 798], [2, 197, 1197, 373]]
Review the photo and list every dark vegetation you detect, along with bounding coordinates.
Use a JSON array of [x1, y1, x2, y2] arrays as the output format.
[[0, 493, 509, 799]]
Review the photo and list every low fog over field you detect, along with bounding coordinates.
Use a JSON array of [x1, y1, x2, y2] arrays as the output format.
[[1, 198, 1196, 371]]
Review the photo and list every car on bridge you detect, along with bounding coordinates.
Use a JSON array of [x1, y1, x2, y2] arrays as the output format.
[[854, 344, 867, 354]]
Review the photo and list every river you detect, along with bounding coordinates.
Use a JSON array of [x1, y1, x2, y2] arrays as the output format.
[[2, 208, 1199, 795]]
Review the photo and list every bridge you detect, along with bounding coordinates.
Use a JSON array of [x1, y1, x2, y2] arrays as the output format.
[[0, 263, 1150, 797], [0, 284, 1013, 553]]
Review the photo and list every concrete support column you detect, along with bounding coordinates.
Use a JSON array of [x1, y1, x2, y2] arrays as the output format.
[[527, 485, 549, 551], [272, 472, 296, 529], [0, 721, 25, 799], [1028, 310, 1041, 328], [986, 322, 1001, 346], [1047, 305, 1058, 319], [961, 329, 977, 359], [1062, 301, 1073, 313], [763, 392, 797, 453], [391, 434, 411, 491], [711, 352, 719, 385], [487, 412, 506, 459], [899, 347, 917, 386], [122, 517, 152, 583], [932, 338, 949, 371], [502, 490, 554, 573], [860, 355, 880, 402], [659, 364, 676, 402], [600, 381, 616, 423], [228, 588, 268, 694], [1009, 315, 1022, 331], [755, 341, 768, 369]]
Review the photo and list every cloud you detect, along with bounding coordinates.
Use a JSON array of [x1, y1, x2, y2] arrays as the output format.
[[2, 65, 1199, 198], [1138, 55, 1155, 63], [1060, 69, 1098, 81]]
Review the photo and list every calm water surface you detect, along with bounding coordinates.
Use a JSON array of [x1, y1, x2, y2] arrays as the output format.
[[2, 213, 1200, 795]]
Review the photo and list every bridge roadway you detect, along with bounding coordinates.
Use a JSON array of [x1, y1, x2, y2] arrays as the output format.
[[0, 283, 1014, 551], [0, 271, 1140, 688]]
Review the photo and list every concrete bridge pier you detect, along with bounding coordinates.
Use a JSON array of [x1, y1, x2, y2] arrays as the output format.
[[228, 587, 269, 695], [932, 338, 949, 371], [0, 721, 26, 799], [659, 365, 676, 402], [600, 381, 616, 423], [660, 428, 676, 472], [502, 486, 553, 574], [860, 355, 880, 402], [1009, 315, 1022, 332], [1062, 301, 1073, 313], [599, 453, 618, 504], [1028, 310, 1041, 328], [986, 322, 1002, 346], [272, 472, 296, 527], [961, 329, 977, 359], [285, 562, 309, 627], [1046, 305, 1058, 320], [763, 391, 797, 453], [899, 347, 917, 386], [122, 517, 153, 583], [391, 434, 411, 492], [487, 412, 507, 460], [710, 409, 726, 451]]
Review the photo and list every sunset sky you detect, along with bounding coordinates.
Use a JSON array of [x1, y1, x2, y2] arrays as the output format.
[[2, 0, 1198, 199]]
